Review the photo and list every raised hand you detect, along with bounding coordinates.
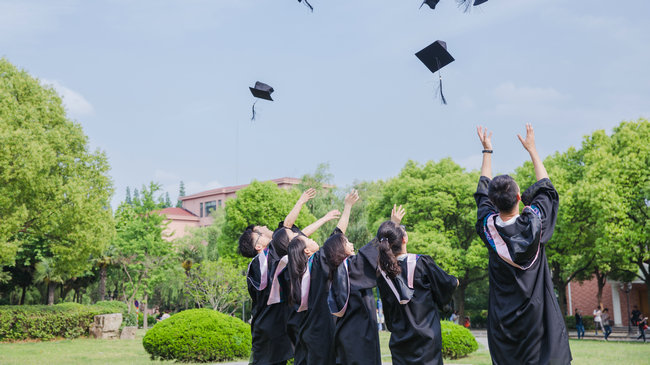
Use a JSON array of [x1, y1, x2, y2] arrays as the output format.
[[299, 188, 317, 204], [344, 190, 360, 207], [323, 209, 341, 222], [391, 204, 406, 224], [477, 126, 493, 150], [517, 123, 536, 153]]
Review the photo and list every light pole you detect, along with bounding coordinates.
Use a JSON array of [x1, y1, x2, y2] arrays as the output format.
[[620, 282, 632, 335]]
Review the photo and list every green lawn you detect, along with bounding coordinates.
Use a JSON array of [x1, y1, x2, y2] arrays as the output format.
[[1, 330, 648, 365]]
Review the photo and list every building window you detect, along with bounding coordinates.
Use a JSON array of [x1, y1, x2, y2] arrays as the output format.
[[200, 203, 203, 218], [218, 199, 222, 207], [205, 201, 217, 216]]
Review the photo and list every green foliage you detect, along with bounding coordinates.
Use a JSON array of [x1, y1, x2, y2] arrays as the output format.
[[440, 320, 479, 359], [137, 312, 157, 328], [0, 58, 114, 278], [142, 308, 251, 362], [218, 181, 316, 265], [0, 303, 120, 341], [184, 259, 248, 314], [113, 182, 175, 311]]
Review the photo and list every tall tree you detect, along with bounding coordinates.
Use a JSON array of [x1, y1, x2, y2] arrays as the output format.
[[126, 187, 133, 205], [113, 182, 174, 328], [368, 159, 487, 320], [176, 181, 186, 208], [0, 58, 114, 283]]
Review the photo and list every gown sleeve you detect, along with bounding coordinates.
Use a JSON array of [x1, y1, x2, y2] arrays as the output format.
[[347, 240, 379, 290], [474, 176, 497, 222], [419, 255, 457, 309], [521, 178, 559, 243]]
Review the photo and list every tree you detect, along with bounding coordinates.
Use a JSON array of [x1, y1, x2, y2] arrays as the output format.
[[297, 163, 341, 243], [126, 187, 133, 205], [34, 257, 65, 305], [176, 181, 186, 208], [0, 58, 114, 286], [184, 259, 248, 314], [113, 182, 174, 328], [368, 159, 487, 320]]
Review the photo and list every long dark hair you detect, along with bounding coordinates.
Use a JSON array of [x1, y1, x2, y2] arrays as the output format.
[[322, 233, 350, 281], [287, 235, 308, 306], [376, 221, 404, 279]]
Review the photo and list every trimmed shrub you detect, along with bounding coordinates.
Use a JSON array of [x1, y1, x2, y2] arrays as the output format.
[[441, 320, 479, 359], [0, 303, 121, 341], [142, 308, 251, 362]]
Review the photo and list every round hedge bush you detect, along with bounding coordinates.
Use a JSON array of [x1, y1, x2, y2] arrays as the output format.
[[441, 320, 479, 359], [142, 308, 251, 362]]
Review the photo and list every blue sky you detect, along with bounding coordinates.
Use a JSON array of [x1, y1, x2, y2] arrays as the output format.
[[2, 0, 648, 207]]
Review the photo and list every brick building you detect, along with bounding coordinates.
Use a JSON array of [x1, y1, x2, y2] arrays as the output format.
[[566, 276, 648, 326], [159, 177, 308, 240]]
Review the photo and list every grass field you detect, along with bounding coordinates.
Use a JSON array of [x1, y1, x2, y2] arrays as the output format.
[[1, 330, 648, 364]]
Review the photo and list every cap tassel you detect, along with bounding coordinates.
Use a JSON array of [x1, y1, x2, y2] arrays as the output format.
[[298, 0, 314, 12], [251, 100, 257, 121], [437, 74, 447, 105], [435, 57, 447, 105]]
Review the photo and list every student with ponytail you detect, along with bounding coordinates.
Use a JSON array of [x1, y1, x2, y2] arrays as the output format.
[[285, 190, 359, 365], [323, 205, 403, 365], [376, 206, 458, 365]]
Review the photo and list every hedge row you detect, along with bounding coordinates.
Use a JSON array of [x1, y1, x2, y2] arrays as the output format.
[[0, 301, 128, 341]]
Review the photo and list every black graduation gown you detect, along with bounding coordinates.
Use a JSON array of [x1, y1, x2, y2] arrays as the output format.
[[328, 241, 381, 365], [474, 177, 572, 365], [288, 249, 337, 365], [247, 223, 302, 365], [377, 254, 457, 365]]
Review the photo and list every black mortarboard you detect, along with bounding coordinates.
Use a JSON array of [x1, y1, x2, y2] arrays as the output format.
[[249, 81, 274, 121], [473, 0, 488, 5], [415, 40, 454, 104], [419, 0, 440, 9], [249, 81, 274, 101], [415, 40, 454, 74]]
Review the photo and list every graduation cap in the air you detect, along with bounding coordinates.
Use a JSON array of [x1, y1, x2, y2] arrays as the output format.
[[249, 81, 274, 121], [420, 0, 488, 11], [415, 40, 454, 104]]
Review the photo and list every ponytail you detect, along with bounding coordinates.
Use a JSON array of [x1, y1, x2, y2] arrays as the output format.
[[287, 236, 308, 306], [376, 221, 404, 279], [322, 233, 350, 281]]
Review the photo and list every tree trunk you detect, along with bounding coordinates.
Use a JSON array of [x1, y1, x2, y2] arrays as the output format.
[[48, 282, 56, 305], [143, 292, 149, 330], [20, 286, 26, 305], [455, 279, 467, 322], [551, 262, 568, 315], [98, 265, 107, 301], [595, 270, 606, 309]]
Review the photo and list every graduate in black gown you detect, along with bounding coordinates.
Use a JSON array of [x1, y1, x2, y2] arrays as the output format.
[[285, 190, 360, 365], [239, 188, 340, 365], [474, 124, 572, 365], [375, 206, 458, 365], [325, 220, 382, 365]]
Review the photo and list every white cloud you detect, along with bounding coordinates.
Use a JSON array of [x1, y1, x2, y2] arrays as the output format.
[[457, 153, 483, 171], [41, 79, 94, 118]]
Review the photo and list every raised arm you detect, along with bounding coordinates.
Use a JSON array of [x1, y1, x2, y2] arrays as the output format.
[[517, 123, 549, 181], [477, 126, 493, 179], [283, 188, 316, 229], [390, 204, 406, 224], [302, 209, 340, 237], [336, 190, 360, 234]]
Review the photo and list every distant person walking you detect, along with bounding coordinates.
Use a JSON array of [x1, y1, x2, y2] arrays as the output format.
[[637, 316, 648, 343], [601, 308, 612, 340], [575, 308, 585, 339], [593, 307, 603, 336]]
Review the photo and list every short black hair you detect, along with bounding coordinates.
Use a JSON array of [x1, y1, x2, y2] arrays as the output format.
[[488, 175, 519, 212], [238, 224, 258, 258]]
